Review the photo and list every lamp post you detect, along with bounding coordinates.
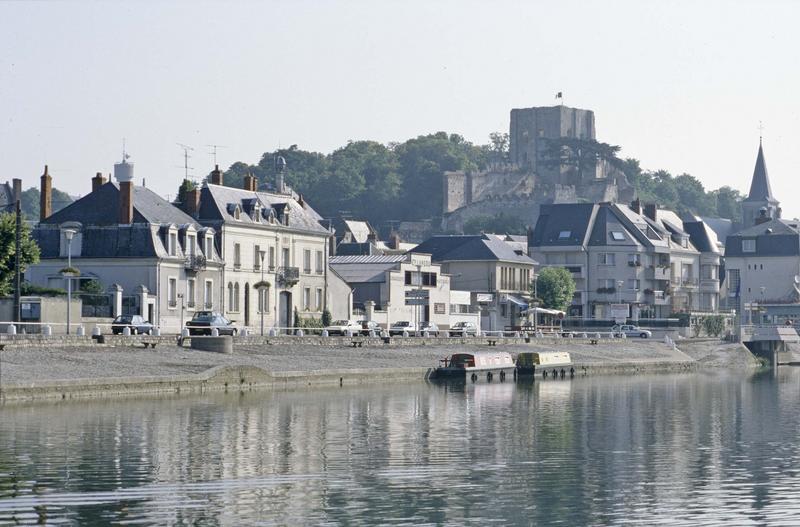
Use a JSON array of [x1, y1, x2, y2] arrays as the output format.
[[259, 249, 266, 336], [63, 229, 77, 334], [617, 280, 624, 304]]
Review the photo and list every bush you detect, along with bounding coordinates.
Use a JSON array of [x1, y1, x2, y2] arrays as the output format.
[[21, 282, 66, 296], [702, 315, 726, 337], [322, 308, 332, 327]]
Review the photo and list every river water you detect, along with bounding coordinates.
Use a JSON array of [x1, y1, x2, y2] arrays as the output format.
[[1, 369, 799, 525]]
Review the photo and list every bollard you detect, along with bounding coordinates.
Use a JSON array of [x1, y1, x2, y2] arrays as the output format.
[[369, 330, 376, 337], [211, 328, 219, 336], [269, 328, 277, 337], [43, 325, 52, 336], [123, 326, 131, 336], [423, 330, 429, 338], [402, 330, 409, 338], [381, 330, 388, 338], [322, 329, 329, 337], [153, 327, 161, 336], [296, 329, 304, 337], [181, 328, 190, 338], [76, 326, 85, 336], [6, 324, 16, 335], [92, 326, 101, 337]]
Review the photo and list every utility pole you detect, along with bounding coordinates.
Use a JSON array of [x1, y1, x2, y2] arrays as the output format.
[[13, 198, 21, 331]]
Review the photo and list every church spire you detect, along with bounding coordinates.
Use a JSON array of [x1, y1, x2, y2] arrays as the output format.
[[745, 140, 775, 203]]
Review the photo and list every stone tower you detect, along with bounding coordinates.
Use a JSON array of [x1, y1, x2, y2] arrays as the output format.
[[741, 139, 780, 228], [509, 105, 596, 177]]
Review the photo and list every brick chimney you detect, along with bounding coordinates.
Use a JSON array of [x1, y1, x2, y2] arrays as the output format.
[[92, 172, 106, 193], [40, 165, 52, 221], [644, 203, 658, 221], [114, 158, 134, 224], [210, 164, 223, 186], [630, 198, 642, 215], [184, 188, 201, 216], [243, 173, 256, 192]]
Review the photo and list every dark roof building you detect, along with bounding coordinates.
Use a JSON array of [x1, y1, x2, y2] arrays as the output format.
[[741, 140, 781, 229]]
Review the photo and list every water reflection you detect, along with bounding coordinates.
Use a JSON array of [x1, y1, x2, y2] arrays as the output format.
[[1, 369, 800, 525]]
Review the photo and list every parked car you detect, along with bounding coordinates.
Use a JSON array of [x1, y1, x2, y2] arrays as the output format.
[[449, 321, 478, 337], [419, 321, 440, 336], [611, 324, 652, 338], [360, 320, 381, 336], [111, 315, 154, 335], [324, 320, 361, 336], [389, 321, 416, 336], [186, 311, 237, 336]]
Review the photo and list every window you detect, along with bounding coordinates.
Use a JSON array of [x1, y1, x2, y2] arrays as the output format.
[[282, 247, 290, 267], [258, 286, 270, 313], [558, 230, 571, 239], [269, 246, 275, 270], [204, 280, 213, 308], [205, 236, 214, 258], [168, 277, 177, 308], [598, 279, 615, 289], [405, 271, 413, 285], [187, 234, 196, 257], [169, 232, 178, 256], [303, 287, 311, 310], [315, 288, 322, 311], [234, 243, 241, 269], [628, 279, 640, 290], [598, 253, 615, 265], [233, 283, 240, 312], [316, 250, 324, 274], [254, 245, 261, 270], [187, 279, 196, 307], [303, 249, 311, 274], [233, 207, 241, 220], [742, 239, 756, 253], [227, 283, 234, 310], [610, 231, 625, 241], [628, 254, 641, 266]]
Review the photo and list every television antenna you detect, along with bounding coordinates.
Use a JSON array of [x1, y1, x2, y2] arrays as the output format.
[[206, 144, 227, 166], [176, 143, 194, 180]]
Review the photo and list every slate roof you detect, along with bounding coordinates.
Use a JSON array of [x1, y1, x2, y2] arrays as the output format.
[[725, 218, 800, 257], [342, 220, 376, 243], [412, 235, 537, 265], [329, 255, 407, 283], [198, 184, 328, 234], [745, 142, 777, 203], [34, 224, 162, 259], [530, 203, 596, 247], [41, 181, 196, 226], [683, 220, 722, 254]]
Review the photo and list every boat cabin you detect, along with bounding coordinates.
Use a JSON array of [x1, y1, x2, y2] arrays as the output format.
[[436, 351, 515, 381], [516, 352, 572, 374]]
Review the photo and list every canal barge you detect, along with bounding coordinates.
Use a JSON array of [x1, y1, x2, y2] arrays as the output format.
[[516, 351, 573, 378], [436, 351, 515, 382]]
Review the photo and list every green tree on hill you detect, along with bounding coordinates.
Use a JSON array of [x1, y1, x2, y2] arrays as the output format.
[[0, 212, 40, 296]]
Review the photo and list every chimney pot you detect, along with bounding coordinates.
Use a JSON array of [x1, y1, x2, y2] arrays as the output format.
[[119, 182, 134, 224], [184, 188, 201, 216], [644, 203, 658, 221]]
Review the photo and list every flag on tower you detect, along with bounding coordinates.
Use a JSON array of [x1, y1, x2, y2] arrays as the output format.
[[555, 92, 563, 99]]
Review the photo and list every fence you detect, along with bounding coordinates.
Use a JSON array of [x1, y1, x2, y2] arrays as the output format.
[[80, 294, 112, 318]]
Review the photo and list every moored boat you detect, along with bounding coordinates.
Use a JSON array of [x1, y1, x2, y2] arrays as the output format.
[[516, 351, 573, 377], [436, 351, 515, 382]]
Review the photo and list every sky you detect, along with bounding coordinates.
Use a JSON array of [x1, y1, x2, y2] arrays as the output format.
[[2, 0, 799, 217]]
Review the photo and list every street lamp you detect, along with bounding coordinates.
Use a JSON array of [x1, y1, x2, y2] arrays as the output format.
[[63, 229, 77, 334], [617, 280, 624, 304]]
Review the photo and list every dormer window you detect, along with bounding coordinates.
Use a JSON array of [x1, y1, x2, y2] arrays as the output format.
[[252, 204, 261, 223], [610, 231, 625, 241], [558, 230, 571, 240], [169, 231, 178, 256], [234, 207, 241, 220], [186, 233, 196, 257], [205, 235, 214, 258]]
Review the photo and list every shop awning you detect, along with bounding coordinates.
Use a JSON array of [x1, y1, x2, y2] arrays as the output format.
[[505, 294, 529, 309]]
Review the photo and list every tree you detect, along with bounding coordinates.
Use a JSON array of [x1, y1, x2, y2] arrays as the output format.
[[488, 132, 510, 162], [701, 315, 726, 337], [536, 267, 575, 311], [0, 212, 40, 296], [541, 137, 624, 183], [463, 213, 527, 235], [321, 308, 332, 327], [712, 186, 743, 221], [21, 187, 74, 221], [175, 179, 197, 209]]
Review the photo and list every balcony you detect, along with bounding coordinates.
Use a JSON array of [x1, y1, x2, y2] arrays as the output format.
[[277, 266, 300, 287], [645, 289, 670, 305], [185, 254, 207, 273]]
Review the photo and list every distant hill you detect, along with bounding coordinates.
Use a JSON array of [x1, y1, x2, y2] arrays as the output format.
[[20, 187, 74, 220]]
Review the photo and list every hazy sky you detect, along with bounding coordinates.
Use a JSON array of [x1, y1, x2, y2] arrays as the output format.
[[2, 1, 799, 217]]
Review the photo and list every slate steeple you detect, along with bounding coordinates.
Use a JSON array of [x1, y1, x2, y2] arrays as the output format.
[[741, 139, 780, 228]]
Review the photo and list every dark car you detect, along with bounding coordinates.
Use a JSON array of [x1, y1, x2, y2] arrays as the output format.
[[111, 315, 154, 335], [186, 311, 238, 336], [360, 320, 381, 336]]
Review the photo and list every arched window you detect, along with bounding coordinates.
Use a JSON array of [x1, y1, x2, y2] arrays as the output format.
[[227, 282, 234, 310], [234, 283, 240, 312]]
